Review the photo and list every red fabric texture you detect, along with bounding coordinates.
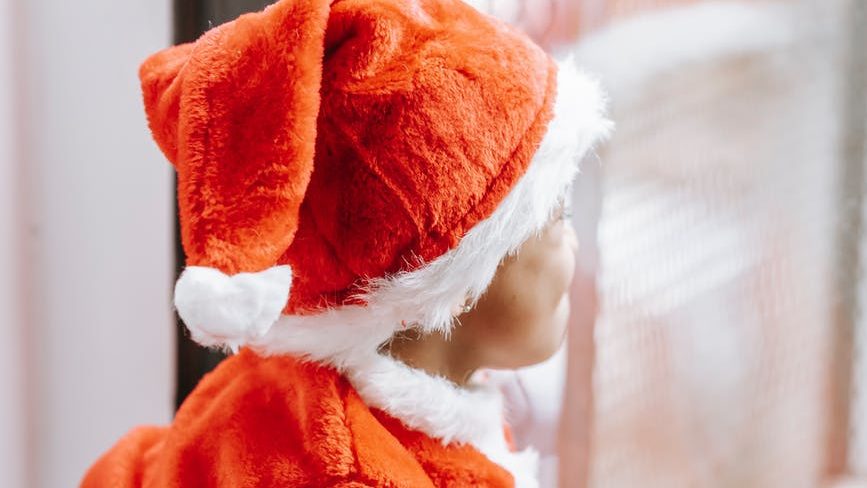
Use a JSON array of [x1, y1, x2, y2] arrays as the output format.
[[82, 350, 515, 487], [140, 0, 330, 275], [112, 2, 559, 485], [139, 0, 557, 312]]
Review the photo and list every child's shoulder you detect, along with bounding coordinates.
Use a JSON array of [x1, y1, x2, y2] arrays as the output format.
[[164, 350, 366, 482], [82, 350, 434, 487], [178, 348, 351, 423]]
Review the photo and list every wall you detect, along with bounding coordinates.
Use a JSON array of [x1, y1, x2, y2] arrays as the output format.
[[0, 0, 26, 486], [7, 0, 175, 486]]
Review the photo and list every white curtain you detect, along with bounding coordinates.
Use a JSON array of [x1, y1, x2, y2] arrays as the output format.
[[574, 1, 866, 486]]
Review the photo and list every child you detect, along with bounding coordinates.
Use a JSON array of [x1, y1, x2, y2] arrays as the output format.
[[82, 0, 608, 486]]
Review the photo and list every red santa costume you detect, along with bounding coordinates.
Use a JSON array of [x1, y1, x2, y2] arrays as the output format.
[[82, 0, 609, 486]]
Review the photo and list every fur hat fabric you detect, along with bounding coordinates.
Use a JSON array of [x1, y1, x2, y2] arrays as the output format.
[[139, 0, 610, 353]]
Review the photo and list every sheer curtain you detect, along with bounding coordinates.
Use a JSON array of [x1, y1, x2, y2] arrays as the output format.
[[574, 0, 866, 486]]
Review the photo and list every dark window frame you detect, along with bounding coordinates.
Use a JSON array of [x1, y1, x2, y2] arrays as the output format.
[[172, 0, 274, 411]]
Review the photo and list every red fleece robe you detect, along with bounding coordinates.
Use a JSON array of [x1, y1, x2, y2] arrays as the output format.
[[82, 349, 517, 487]]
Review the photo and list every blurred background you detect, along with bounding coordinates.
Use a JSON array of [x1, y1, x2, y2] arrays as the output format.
[[0, 0, 864, 487]]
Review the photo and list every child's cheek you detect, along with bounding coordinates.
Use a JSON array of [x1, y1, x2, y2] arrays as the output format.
[[537, 224, 578, 308]]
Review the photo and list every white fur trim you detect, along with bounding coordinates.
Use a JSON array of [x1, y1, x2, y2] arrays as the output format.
[[174, 265, 293, 351], [574, 1, 795, 105], [344, 353, 541, 487], [246, 61, 609, 483]]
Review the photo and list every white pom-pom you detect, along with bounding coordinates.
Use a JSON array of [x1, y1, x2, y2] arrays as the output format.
[[174, 265, 293, 351]]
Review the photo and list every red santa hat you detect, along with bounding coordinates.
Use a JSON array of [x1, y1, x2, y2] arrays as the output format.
[[139, 0, 609, 358]]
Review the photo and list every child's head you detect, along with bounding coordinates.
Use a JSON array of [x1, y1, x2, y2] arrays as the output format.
[[139, 0, 608, 371]]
